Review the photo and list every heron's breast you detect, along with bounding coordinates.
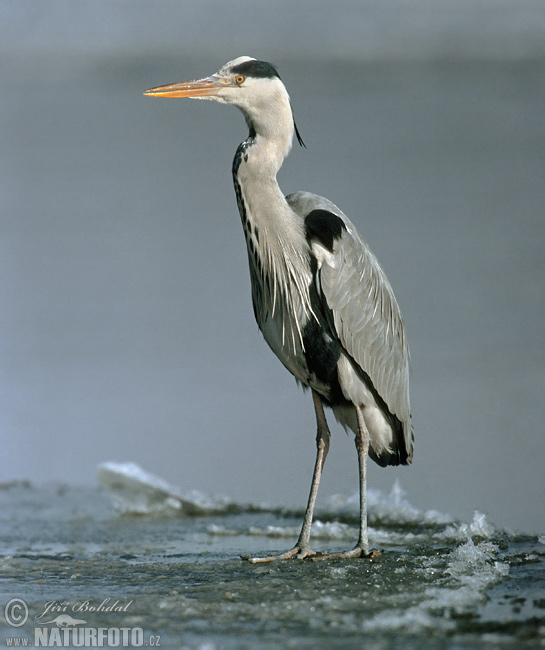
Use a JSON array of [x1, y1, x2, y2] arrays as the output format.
[[258, 299, 311, 381], [258, 303, 346, 403]]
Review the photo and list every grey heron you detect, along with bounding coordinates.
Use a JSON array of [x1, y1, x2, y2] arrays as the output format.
[[144, 56, 413, 562]]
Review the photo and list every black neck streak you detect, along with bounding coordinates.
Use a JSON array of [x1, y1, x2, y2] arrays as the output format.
[[232, 136, 269, 322]]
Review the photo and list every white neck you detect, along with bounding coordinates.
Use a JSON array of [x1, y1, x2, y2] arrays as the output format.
[[232, 107, 313, 348]]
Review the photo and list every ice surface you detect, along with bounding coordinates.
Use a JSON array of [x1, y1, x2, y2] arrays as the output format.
[[96, 460, 516, 637], [363, 536, 510, 634], [1, 472, 538, 647], [98, 462, 504, 552], [209, 521, 358, 540]]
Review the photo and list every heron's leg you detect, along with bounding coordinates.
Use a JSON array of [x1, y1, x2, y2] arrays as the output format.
[[313, 404, 374, 560], [243, 389, 330, 563], [354, 404, 370, 554], [295, 389, 331, 551]]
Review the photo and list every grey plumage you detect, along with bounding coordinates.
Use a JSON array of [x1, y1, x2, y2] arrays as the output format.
[[287, 191, 412, 466], [145, 56, 413, 561]]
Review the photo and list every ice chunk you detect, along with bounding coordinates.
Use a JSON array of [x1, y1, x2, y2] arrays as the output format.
[[324, 480, 453, 526], [438, 511, 498, 542], [97, 461, 232, 515]]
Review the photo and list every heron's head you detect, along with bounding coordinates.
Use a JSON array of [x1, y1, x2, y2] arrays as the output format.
[[144, 56, 304, 147]]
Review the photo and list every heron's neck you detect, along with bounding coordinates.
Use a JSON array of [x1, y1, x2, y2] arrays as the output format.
[[233, 129, 291, 220], [232, 125, 313, 340], [232, 121, 305, 259]]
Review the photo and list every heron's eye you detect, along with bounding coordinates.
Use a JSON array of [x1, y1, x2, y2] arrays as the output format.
[[235, 75, 245, 85]]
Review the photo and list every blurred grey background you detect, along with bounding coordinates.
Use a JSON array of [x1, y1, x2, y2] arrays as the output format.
[[1, 1, 544, 532]]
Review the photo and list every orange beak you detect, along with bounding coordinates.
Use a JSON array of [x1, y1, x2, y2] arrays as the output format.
[[143, 76, 221, 98]]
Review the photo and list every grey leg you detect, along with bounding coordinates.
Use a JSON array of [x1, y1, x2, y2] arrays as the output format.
[[354, 403, 370, 554], [312, 404, 373, 560], [294, 389, 331, 553], [244, 390, 330, 563]]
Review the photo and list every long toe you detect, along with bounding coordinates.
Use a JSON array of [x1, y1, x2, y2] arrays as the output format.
[[242, 545, 316, 563], [311, 547, 381, 561]]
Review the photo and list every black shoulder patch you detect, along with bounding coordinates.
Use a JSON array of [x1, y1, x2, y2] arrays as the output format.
[[231, 59, 280, 80], [304, 209, 346, 253]]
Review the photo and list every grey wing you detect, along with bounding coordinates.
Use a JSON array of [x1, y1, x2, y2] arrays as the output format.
[[287, 191, 411, 435]]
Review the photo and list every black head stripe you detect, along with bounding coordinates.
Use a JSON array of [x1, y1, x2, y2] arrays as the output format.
[[231, 59, 280, 80]]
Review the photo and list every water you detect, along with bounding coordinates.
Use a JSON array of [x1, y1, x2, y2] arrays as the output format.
[[1, 465, 543, 648]]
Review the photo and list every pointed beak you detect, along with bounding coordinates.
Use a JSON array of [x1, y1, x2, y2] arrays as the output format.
[[143, 76, 221, 98]]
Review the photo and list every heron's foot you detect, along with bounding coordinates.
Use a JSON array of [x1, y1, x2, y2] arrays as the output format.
[[311, 547, 381, 562], [242, 544, 316, 563]]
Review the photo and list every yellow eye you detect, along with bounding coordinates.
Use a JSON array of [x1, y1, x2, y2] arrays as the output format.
[[235, 75, 245, 85]]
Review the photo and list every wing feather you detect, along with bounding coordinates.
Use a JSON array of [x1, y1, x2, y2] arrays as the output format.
[[287, 191, 411, 428]]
